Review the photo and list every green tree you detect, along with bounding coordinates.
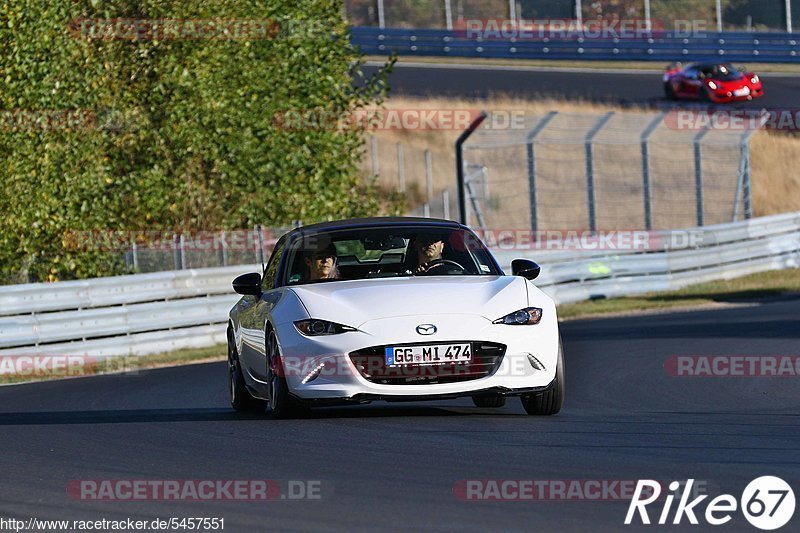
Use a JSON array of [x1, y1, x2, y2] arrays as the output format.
[[0, 0, 394, 283]]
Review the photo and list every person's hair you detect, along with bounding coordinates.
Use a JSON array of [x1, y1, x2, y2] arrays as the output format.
[[305, 244, 339, 279]]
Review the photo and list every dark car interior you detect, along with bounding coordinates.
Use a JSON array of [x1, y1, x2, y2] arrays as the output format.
[[284, 228, 496, 285]]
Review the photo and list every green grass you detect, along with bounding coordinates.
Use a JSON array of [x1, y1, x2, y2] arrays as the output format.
[[559, 268, 800, 320], [376, 56, 800, 74]]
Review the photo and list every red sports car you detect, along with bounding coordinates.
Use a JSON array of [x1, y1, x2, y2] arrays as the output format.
[[663, 62, 763, 103]]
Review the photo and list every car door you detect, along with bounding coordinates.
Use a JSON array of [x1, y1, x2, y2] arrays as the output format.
[[238, 235, 287, 386], [681, 67, 702, 97]]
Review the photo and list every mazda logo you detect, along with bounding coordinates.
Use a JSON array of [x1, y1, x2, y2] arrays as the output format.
[[416, 324, 437, 335]]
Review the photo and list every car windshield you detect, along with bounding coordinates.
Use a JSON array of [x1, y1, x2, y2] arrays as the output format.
[[283, 226, 500, 286], [699, 64, 743, 81]]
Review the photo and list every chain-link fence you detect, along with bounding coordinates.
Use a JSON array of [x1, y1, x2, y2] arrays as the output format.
[[360, 134, 458, 217], [345, 0, 800, 32], [460, 110, 758, 231], [113, 227, 290, 274]]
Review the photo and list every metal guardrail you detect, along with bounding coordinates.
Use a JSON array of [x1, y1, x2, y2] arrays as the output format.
[[0, 212, 797, 361], [0, 265, 260, 359], [351, 27, 800, 62]]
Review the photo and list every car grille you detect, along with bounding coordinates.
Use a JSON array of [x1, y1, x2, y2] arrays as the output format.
[[349, 341, 506, 385]]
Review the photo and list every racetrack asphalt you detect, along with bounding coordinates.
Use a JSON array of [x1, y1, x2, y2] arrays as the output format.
[[364, 62, 800, 109], [1, 298, 798, 532]]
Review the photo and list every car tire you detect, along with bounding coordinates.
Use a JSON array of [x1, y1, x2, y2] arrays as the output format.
[[663, 82, 676, 100], [228, 330, 262, 411], [266, 330, 305, 419], [472, 396, 507, 408], [521, 339, 564, 416]]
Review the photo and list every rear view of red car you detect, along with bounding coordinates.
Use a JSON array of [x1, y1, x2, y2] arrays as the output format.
[[663, 62, 763, 103]]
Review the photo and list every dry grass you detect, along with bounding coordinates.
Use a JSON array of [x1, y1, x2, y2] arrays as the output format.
[[377, 56, 800, 74], [559, 268, 800, 320], [366, 96, 800, 223], [750, 132, 800, 217]]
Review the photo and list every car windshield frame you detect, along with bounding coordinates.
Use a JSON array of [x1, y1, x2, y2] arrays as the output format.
[[279, 225, 502, 287], [699, 63, 743, 81]]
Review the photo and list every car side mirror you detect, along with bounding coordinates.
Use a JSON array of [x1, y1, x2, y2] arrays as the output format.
[[511, 259, 541, 280], [232, 272, 262, 295]]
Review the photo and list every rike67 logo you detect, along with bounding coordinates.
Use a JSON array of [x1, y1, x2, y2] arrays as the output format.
[[626, 477, 795, 530]]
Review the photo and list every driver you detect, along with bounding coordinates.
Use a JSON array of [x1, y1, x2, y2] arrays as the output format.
[[305, 242, 340, 281], [413, 233, 466, 275]]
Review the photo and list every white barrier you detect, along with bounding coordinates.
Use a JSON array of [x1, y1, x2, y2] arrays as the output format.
[[0, 213, 797, 361]]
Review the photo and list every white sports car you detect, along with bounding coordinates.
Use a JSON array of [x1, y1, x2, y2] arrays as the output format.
[[227, 217, 564, 418]]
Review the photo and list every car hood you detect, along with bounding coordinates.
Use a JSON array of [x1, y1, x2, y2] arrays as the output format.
[[709, 77, 749, 89], [290, 276, 529, 327]]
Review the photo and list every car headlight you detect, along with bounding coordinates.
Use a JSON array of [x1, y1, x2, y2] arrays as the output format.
[[751, 75, 759, 84], [707, 81, 718, 90], [493, 307, 543, 325], [294, 319, 356, 336]]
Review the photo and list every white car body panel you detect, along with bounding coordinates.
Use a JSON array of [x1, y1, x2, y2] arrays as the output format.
[[232, 275, 559, 402]]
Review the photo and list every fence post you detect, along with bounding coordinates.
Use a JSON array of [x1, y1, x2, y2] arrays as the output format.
[[371, 135, 379, 176], [179, 234, 187, 270], [585, 112, 614, 233], [734, 117, 764, 220], [132, 240, 139, 271], [172, 233, 181, 270], [255, 225, 265, 266], [743, 141, 753, 220], [640, 112, 664, 231], [397, 143, 405, 192], [444, 0, 453, 30], [425, 149, 434, 207], [219, 230, 227, 267], [693, 128, 710, 226], [377, 0, 385, 28], [455, 112, 487, 225], [526, 111, 558, 232]]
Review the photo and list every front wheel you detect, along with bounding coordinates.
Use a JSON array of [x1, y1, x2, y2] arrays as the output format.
[[228, 331, 262, 411], [266, 330, 305, 419], [521, 339, 565, 416], [664, 82, 676, 100]]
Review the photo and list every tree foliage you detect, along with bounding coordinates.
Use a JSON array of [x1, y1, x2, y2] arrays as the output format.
[[0, 0, 393, 282]]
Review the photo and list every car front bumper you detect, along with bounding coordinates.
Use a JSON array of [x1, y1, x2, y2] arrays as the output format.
[[274, 312, 560, 402]]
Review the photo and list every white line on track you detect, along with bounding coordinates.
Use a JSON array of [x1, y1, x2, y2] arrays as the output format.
[[365, 60, 800, 78]]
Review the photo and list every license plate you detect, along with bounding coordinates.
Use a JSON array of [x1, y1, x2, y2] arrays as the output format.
[[385, 344, 472, 366], [734, 87, 750, 97]]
